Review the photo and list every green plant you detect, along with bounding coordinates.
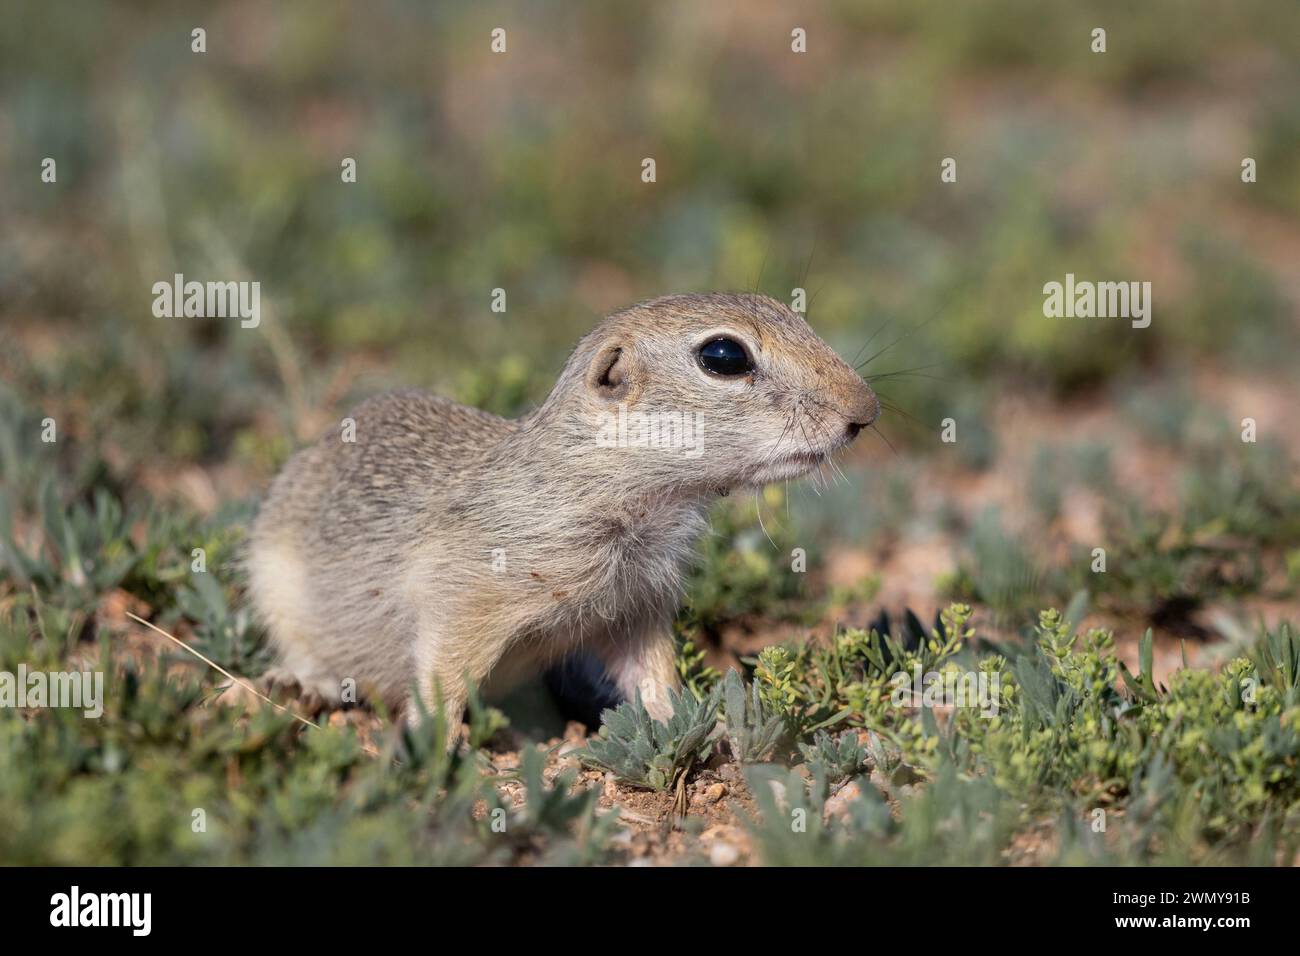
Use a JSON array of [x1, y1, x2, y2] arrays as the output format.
[[865, 731, 904, 780], [751, 604, 974, 760], [798, 729, 869, 787], [1251, 621, 1300, 708], [501, 746, 618, 864], [0, 483, 139, 614], [675, 632, 721, 699], [577, 686, 721, 791], [744, 763, 853, 866], [0, 646, 508, 865], [722, 668, 783, 763], [465, 681, 510, 750], [753, 644, 831, 741], [173, 570, 272, 676], [683, 492, 811, 634]]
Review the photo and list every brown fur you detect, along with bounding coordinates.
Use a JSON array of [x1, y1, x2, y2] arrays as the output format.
[[246, 293, 878, 739]]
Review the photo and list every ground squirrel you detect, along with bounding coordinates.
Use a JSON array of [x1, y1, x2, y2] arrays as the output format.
[[246, 292, 879, 740]]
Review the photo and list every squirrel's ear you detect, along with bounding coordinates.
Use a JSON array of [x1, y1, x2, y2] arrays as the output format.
[[587, 343, 637, 401]]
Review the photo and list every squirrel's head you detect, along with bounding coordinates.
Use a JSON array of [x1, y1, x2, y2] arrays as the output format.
[[538, 292, 879, 493]]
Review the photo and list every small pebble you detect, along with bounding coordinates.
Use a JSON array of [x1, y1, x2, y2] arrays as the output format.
[[709, 842, 740, 866]]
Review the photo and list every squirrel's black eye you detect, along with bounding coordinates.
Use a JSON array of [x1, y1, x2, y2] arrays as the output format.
[[698, 337, 753, 376]]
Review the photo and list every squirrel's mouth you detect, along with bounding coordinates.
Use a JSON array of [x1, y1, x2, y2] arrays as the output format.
[[747, 448, 830, 486], [779, 450, 827, 469]]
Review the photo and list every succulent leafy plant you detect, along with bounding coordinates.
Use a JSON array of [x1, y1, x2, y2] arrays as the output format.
[[577, 685, 722, 791], [798, 728, 870, 786], [0, 483, 138, 611], [865, 730, 904, 779], [173, 569, 272, 676], [722, 668, 784, 763]]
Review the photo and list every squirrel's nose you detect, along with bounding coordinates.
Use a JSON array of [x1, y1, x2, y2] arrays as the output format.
[[828, 364, 880, 441], [850, 382, 881, 429], [842, 380, 880, 441]]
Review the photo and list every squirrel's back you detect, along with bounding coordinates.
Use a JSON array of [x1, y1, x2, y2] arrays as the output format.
[[255, 389, 512, 544]]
